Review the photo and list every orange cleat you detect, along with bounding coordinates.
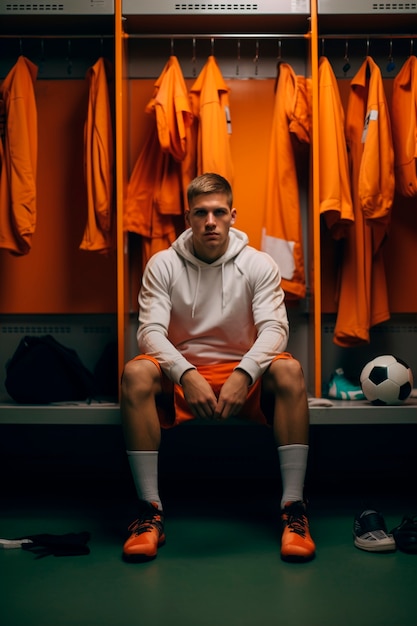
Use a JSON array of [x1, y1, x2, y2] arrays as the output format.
[[280, 501, 316, 562], [123, 501, 165, 562]]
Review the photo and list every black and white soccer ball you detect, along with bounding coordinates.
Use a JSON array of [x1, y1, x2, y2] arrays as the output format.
[[360, 355, 413, 406]]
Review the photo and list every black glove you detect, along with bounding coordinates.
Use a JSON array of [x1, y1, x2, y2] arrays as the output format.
[[20, 531, 91, 558]]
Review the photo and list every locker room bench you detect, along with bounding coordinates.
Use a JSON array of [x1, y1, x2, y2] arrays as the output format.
[[1, 400, 416, 497], [0, 399, 417, 425]]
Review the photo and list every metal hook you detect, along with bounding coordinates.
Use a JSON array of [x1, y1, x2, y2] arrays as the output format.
[[386, 39, 396, 72], [236, 39, 241, 76], [277, 39, 282, 61], [321, 37, 325, 57], [342, 40, 351, 74], [100, 37, 104, 57], [170, 38, 174, 56], [192, 37, 197, 77], [410, 38, 414, 57], [366, 38, 370, 57], [210, 37, 214, 55], [66, 39, 72, 75], [19, 38, 23, 55], [253, 40, 259, 75], [39, 39, 45, 74]]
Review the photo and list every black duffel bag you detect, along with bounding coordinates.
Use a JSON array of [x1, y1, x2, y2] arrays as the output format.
[[5, 334, 95, 404]]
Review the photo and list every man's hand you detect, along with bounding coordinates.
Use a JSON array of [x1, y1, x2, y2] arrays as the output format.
[[214, 369, 251, 420], [180, 369, 218, 419]]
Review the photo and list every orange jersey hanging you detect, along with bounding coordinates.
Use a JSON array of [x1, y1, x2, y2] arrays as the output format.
[[80, 57, 115, 253], [0, 56, 38, 255], [146, 55, 195, 217], [261, 62, 311, 300], [318, 56, 354, 240], [124, 56, 193, 267], [391, 55, 417, 198], [189, 55, 234, 184], [334, 57, 394, 347]]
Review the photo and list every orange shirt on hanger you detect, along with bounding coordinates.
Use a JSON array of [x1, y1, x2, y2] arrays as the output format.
[[318, 56, 354, 240], [261, 62, 311, 300], [189, 55, 234, 184], [146, 56, 195, 216], [124, 56, 193, 269], [391, 55, 417, 198], [334, 56, 394, 347], [0, 56, 38, 255], [80, 57, 115, 253]]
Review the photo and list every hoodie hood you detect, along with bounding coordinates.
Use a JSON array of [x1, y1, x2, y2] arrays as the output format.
[[171, 227, 249, 317]]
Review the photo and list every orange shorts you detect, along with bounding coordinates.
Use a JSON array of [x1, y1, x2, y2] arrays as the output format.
[[132, 353, 294, 428]]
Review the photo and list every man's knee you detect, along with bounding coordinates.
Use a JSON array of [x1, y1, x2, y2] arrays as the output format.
[[122, 358, 160, 394], [269, 357, 305, 390]]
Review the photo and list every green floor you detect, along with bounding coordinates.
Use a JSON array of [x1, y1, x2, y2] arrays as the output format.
[[1, 488, 417, 626], [1, 423, 417, 626]]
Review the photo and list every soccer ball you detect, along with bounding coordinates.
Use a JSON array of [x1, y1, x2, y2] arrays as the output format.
[[360, 355, 413, 406]]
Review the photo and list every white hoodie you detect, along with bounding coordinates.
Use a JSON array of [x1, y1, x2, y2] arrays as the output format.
[[137, 227, 289, 385]]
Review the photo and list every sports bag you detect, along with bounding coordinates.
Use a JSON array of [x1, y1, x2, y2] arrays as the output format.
[[5, 335, 95, 404]]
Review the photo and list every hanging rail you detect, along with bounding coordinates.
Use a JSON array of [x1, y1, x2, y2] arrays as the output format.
[[0, 34, 114, 39], [124, 33, 310, 40], [319, 33, 416, 40], [2, 33, 415, 41]]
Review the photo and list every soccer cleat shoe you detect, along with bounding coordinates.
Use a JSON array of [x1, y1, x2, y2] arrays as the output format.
[[327, 368, 365, 400], [353, 510, 396, 553], [280, 501, 316, 562], [390, 515, 417, 554], [122, 501, 165, 562]]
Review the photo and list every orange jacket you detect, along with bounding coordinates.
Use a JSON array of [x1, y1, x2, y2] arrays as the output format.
[[80, 57, 114, 253], [0, 56, 38, 255], [261, 63, 311, 299], [318, 56, 354, 239], [391, 55, 417, 197], [334, 57, 394, 347], [189, 55, 234, 184], [124, 56, 193, 268]]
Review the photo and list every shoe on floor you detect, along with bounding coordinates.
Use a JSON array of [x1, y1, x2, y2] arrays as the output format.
[[353, 509, 396, 552], [327, 368, 365, 400], [280, 501, 316, 562], [122, 501, 165, 562], [390, 515, 417, 554]]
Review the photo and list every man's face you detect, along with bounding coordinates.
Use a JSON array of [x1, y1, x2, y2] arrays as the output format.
[[185, 193, 237, 263]]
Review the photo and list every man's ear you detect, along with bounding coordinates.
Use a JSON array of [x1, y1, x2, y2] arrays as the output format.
[[231, 208, 237, 224], [185, 210, 190, 226]]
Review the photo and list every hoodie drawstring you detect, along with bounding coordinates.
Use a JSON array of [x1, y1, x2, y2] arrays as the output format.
[[191, 265, 201, 318], [221, 263, 226, 311]]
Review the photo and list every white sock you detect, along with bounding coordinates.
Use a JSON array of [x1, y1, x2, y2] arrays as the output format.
[[126, 450, 162, 511], [278, 444, 309, 509]]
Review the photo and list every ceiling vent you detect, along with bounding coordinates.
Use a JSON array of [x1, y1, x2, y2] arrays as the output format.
[[0, 1, 114, 14], [318, 0, 416, 12], [122, 0, 310, 15]]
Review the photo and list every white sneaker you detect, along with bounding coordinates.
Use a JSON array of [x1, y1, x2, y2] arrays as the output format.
[[353, 510, 396, 552]]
